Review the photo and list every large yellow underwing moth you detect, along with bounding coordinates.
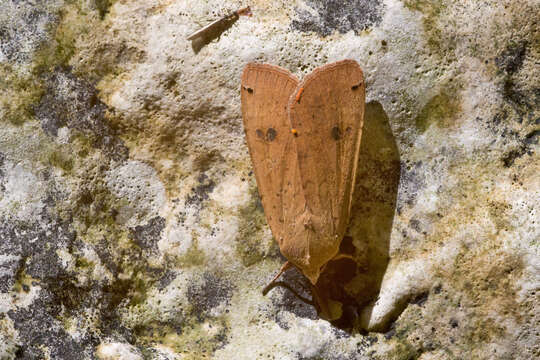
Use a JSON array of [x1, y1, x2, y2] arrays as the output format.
[[241, 60, 365, 308]]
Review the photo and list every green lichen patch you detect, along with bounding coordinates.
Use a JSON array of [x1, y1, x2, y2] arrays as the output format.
[[487, 200, 513, 232], [67, 192, 163, 308], [137, 316, 229, 360], [106, 118, 219, 200], [65, 181, 126, 231], [11, 268, 36, 295], [47, 149, 74, 172], [413, 246, 525, 357], [31, 4, 82, 76], [373, 258, 521, 359], [129, 272, 233, 359], [414, 87, 462, 133], [68, 8, 146, 84], [373, 153, 529, 356], [176, 239, 207, 267], [38, 132, 167, 319], [0, 64, 45, 126], [442, 250, 524, 357], [105, 266, 154, 308], [94, 0, 115, 20], [34, 67, 129, 161], [378, 341, 421, 360], [46, 142, 120, 234], [235, 186, 278, 267], [403, 0, 454, 56], [32, 1, 136, 83], [1, 2, 118, 128], [450, 247, 524, 316]]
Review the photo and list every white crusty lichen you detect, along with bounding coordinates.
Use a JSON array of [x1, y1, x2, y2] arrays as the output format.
[[0, 0, 538, 359]]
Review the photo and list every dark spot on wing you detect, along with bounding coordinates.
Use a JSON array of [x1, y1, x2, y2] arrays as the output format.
[[256, 129, 264, 139], [266, 128, 277, 142], [331, 126, 342, 140]]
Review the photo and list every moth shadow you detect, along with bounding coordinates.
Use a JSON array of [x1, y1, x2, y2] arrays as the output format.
[[316, 101, 400, 332], [190, 16, 238, 54]]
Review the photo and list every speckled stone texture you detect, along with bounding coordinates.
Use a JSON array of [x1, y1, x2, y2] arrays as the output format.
[[0, 0, 538, 359]]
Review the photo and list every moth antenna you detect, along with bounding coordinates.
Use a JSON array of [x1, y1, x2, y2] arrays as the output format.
[[262, 281, 315, 306]]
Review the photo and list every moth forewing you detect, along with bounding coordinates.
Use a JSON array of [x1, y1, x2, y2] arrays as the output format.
[[287, 60, 365, 284], [240, 63, 301, 250]]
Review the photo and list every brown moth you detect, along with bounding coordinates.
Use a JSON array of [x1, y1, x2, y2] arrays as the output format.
[[241, 60, 365, 297]]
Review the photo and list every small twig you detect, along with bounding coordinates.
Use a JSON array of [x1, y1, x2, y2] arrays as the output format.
[[187, 6, 252, 40]]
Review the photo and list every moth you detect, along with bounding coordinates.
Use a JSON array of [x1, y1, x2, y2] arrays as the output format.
[[240, 60, 365, 315], [186, 6, 252, 41]]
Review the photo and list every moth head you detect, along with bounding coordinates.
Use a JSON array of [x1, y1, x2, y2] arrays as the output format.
[[284, 248, 324, 285], [302, 265, 322, 285]]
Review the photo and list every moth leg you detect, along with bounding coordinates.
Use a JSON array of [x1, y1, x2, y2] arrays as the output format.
[[310, 284, 323, 314], [262, 281, 315, 305], [262, 261, 293, 295], [262, 262, 317, 307], [310, 284, 343, 321], [272, 261, 293, 283], [330, 253, 355, 262]]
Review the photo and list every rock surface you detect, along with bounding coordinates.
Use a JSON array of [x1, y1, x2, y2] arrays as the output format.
[[0, 0, 538, 359]]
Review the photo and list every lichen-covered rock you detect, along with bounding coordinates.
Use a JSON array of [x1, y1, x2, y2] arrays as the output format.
[[0, 0, 538, 359]]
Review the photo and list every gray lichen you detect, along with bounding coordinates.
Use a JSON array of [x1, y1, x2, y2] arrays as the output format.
[[292, 0, 384, 36]]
